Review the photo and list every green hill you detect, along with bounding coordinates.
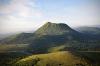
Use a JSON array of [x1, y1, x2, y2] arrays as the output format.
[[0, 22, 80, 44], [0, 33, 35, 44], [34, 22, 76, 35], [0, 22, 100, 52], [14, 51, 91, 66], [0, 51, 100, 66], [0, 22, 100, 66]]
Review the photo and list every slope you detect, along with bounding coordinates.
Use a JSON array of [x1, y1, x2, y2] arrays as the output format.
[[14, 51, 91, 66], [0, 22, 100, 52], [34, 22, 76, 35], [0, 22, 82, 45], [0, 33, 35, 44]]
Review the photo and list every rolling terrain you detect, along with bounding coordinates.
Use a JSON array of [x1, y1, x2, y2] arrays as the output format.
[[14, 51, 92, 66], [0, 22, 100, 66]]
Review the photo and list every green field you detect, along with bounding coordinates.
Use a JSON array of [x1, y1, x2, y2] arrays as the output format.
[[0, 51, 100, 66], [0, 44, 100, 66], [0, 44, 29, 53], [15, 51, 92, 66]]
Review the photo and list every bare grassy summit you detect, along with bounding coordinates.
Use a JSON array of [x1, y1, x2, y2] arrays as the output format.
[[15, 51, 91, 66]]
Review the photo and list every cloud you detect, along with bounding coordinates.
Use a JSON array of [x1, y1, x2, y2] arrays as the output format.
[[0, 0, 44, 33], [0, 0, 99, 34], [0, 0, 43, 17]]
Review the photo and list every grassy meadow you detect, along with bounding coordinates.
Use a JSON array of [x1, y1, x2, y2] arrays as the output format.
[[0, 44, 100, 66], [0, 44, 29, 53]]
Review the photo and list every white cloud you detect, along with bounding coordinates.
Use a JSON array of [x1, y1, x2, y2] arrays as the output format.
[[0, 0, 99, 34], [0, 0, 43, 17], [0, 0, 45, 34]]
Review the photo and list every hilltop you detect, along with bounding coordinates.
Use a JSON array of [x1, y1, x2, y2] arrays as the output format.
[[14, 51, 91, 66], [0, 22, 100, 66], [0, 22, 100, 53], [0, 22, 78, 44], [34, 22, 76, 35]]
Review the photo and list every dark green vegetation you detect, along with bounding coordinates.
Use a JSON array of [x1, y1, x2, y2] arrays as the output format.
[[0, 52, 30, 66], [0, 51, 100, 66], [0, 22, 100, 66], [34, 22, 75, 35], [14, 51, 93, 66], [74, 51, 100, 66]]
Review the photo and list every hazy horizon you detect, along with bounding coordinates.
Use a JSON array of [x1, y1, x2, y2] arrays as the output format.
[[0, 0, 100, 34]]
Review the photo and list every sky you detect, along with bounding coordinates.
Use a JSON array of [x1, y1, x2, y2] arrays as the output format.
[[0, 0, 100, 34]]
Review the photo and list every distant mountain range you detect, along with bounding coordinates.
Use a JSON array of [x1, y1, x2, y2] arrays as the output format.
[[0, 22, 100, 53], [76, 26, 100, 35]]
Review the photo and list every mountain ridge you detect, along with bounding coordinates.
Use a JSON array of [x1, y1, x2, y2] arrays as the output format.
[[0, 22, 100, 53], [76, 26, 100, 35], [34, 22, 76, 35], [0, 22, 80, 44]]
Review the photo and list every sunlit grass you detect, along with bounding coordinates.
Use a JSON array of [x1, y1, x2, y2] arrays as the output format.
[[48, 45, 66, 52], [15, 51, 90, 66]]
